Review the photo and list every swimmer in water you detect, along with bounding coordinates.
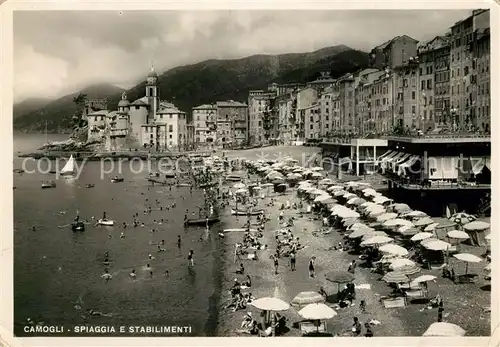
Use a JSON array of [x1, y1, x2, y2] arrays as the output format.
[[120, 232, 125, 238], [188, 250, 194, 266], [149, 271, 153, 278], [177, 235, 181, 248], [130, 269, 137, 279], [165, 270, 169, 277], [101, 269, 112, 281], [146, 263, 151, 270], [149, 254, 156, 260]]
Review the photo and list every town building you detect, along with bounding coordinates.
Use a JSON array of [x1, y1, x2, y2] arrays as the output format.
[[337, 73, 356, 134], [295, 87, 318, 141], [318, 86, 335, 138], [216, 100, 248, 147], [392, 58, 420, 130], [304, 103, 321, 140], [473, 22, 490, 132], [370, 71, 394, 134], [192, 104, 217, 144], [86, 67, 188, 151], [353, 69, 384, 135], [248, 89, 276, 145], [369, 35, 419, 70]]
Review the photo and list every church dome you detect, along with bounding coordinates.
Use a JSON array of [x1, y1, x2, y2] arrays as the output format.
[[148, 69, 158, 78], [118, 99, 130, 107]]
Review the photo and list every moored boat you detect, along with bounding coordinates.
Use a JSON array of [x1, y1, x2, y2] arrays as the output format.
[[225, 175, 242, 182], [71, 221, 85, 231], [164, 171, 176, 178], [60, 155, 77, 176], [230, 209, 264, 216], [176, 183, 192, 187], [111, 177, 124, 183], [41, 181, 56, 189], [97, 219, 115, 226], [184, 216, 219, 226], [85, 184, 95, 188]]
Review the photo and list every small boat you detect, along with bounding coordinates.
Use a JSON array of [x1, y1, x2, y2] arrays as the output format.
[[13, 169, 25, 174], [97, 219, 115, 226], [60, 155, 77, 176], [111, 177, 124, 183], [49, 170, 57, 174], [223, 228, 258, 233], [231, 209, 264, 216], [85, 184, 95, 188], [176, 183, 192, 187], [71, 221, 85, 231], [184, 216, 219, 226], [41, 181, 56, 189], [149, 172, 160, 178], [164, 171, 176, 178]]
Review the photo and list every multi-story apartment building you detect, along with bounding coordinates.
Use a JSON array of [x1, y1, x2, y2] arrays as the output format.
[[338, 73, 356, 134], [277, 93, 294, 144], [371, 71, 394, 133], [473, 24, 490, 132], [354, 69, 383, 135], [304, 103, 321, 140], [307, 72, 337, 91], [295, 88, 318, 141], [248, 90, 276, 145], [431, 36, 452, 127], [369, 35, 419, 70], [319, 86, 335, 137], [448, 9, 489, 130], [417, 35, 451, 131], [216, 100, 248, 147], [392, 58, 420, 130], [192, 104, 217, 144]]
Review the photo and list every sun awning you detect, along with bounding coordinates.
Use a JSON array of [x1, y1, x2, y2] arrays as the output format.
[[471, 158, 485, 175], [398, 155, 420, 175], [428, 157, 459, 180], [391, 153, 411, 171], [386, 152, 404, 163], [377, 150, 394, 161], [380, 151, 399, 163], [485, 158, 491, 171]]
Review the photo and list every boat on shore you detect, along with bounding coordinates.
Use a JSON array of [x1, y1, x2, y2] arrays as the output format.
[[223, 228, 258, 233], [149, 172, 160, 178], [97, 219, 115, 226], [226, 175, 242, 182], [71, 221, 85, 231], [41, 181, 56, 189], [184, 216, 220, 226], [111, 177, 124, 183], [176, 183, 192, 187], [231, 209, 264, 216], [164, 171, 176, 178], [85, 184, 95, 188]]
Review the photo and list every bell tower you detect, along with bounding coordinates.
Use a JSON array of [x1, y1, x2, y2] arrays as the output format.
[[146, 65, 159, 123]]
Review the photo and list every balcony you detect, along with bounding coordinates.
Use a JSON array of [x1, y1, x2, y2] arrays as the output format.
[[110, 128, 128, 137]]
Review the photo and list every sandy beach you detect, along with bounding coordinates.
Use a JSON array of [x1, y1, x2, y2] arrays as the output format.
[[215, 149, 490, 337]]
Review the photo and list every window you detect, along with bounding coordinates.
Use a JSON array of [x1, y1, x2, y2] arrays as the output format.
[[412, 105, 416, 114], [464, 66, 469, 76], [412, 91, 416, 100], [135, 106, 140, 110], [310, 124, 313, 130], [421, 80, 425, 90], [427, 80, 432, 90], [423, 110, 427, 119], [197, 116, 200, 121], [452, 70, 454, 78], [429, 96, 433, 105], [168, 125, 173, 132], [169, 134, 172, 139], [457, 68, 460, 76], [457, 85, 460, 94]]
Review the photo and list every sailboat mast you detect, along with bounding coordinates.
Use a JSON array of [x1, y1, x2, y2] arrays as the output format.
[[45, 120, 48, 144]]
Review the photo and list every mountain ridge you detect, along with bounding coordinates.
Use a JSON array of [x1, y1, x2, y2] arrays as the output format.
[[14, 45, 369, 132]]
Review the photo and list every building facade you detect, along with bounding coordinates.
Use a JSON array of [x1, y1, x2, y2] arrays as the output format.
[[369, 35, 419, 70], [192, 104, 217, 144], [248, 90, 276, 145], [216, 100, 248, 147]]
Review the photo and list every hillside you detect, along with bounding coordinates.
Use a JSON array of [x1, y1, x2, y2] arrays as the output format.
[[13, 97, 53, 120], [14, 84, 125, 132], [14, 45, 369, 132]]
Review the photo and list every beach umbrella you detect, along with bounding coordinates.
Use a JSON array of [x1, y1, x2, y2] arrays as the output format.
[[373, 195, 392, 204], [411, 232, 434, 242], [422, 239, 451, 251], [423, 322, 465, 337], [287, 173, 303, 179], [321, 198, 337, 205], [291, 291, 325, 307], [361, 235, 393, 246], [414, 217, 434, 227], [361, 231, 388, 241], [449, 212, 477, 225], [404, 210, 428, 218], [314, 194, 332, 203], [380, 244, 409, 257], [333, 190, 347, 197], [234, 188, 248, 195], [382, 271, 409, 283], [388, 258, 415, 270], [383, 218, 414, 228], [485, 234, 491, 240], [261, 183, 274, 187], [298, 303, 337, 320], [360, 201, 376, 208], [250, 297, 290, 311], [343, 218, 360, 227], [362, 188, 377, 197], [453, 253, 482, 274], [233, 182, 246, 189], [410, 274, 437, 285], [327, 185, 344, 192], [347, 197, 359, 205], [325, 270, 355, 284], [463, 221, 490, 231], [376, 213, 398, 223], [318, 178, 333, 184], [293, 168, 304, 173], [348, 228, 374, 239], [351, 198, 367, 206], [397, 225, 419, 236], [391, 203, 411, 213], [424, 223, 439, 232], [343, 192, 357, 199], [311, 172, 324, 179], [310, 166, 324, 171], [447, 230, 470, 240], [392, 263, 421, 276], [347, 222, 371, 231]]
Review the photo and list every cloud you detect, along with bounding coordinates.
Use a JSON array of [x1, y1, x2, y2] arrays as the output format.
[[13, 9, 472, 102]]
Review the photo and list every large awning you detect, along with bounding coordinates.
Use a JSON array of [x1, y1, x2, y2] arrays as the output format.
[[471, 158, 485, 175], [386, 152, 405, 163], [377, 150, 394, 161], [485, 158, 491, 171], [428, 157, 460, 180], [398, 155, 420, 176], [391, 153, 411, 171]]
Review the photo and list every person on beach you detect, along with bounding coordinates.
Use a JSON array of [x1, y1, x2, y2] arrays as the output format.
[[188, 250, 194, 266], [308, 257, 315, 278], [101, 269, 112, 282], [130, 269, 137, 279], [290, 251, 296, 271], [236, 263, 245, 274], [348, 260, 357, 274], [359, 300, 366, 313], [273, 255, 279, 275], [364, 323, 373, 337], [437, 300, 444, 322], [352, 317, 362, 336]]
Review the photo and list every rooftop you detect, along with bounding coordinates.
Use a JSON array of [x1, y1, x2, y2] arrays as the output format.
[[216, 100, 247, 107], [192, 104, 217, 110]]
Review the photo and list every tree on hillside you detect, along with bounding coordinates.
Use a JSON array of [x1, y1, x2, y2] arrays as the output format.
[[71, 93, 88, 129]]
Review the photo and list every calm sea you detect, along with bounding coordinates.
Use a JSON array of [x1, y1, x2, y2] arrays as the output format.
[[13, 133, 224, 336]]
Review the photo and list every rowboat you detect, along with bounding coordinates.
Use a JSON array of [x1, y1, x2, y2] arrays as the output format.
[[231, 209, 264, 216], [41, 181, 56, 189], [225, 175, 242, 182], [177, 183, 192, 187], [111, 177, 124, 183], [184, 216, 219, 226], [85, 184, 95, 188], [164, 171, 176, 178], [97, 219, 115, 226], [71, 221, 85, 231]]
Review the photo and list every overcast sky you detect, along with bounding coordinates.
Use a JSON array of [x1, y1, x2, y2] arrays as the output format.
[[14, 10, 472, 103]]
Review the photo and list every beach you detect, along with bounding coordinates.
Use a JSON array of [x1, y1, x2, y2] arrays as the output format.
[[216, 146, 490, 337]]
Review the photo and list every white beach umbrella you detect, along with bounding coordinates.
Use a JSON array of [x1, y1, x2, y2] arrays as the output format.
[[414, 217, 435, 227], [362, 188, 377, 196], [348, 228, 375, 239], [310, 166, 324, 171], [298, 303, 337, 320], [347, 223, 372, 231], [373, 195, 392, 204], [383, 218, 414, 227], [447, 230, 470, 240], [463, 221, 490, 231], [453, 253, 482, 263], [376, 213, 398, 223], [360, 235, 393, 246], [404, 210, 428, 218], [250, 297, 290, 311], [380, 244, 409, 257], [389, 258, 415, 270], [327, 185, 344, 192], [422, 239, 451, 251], [423, 322, 465, 337], [234, 188, 249, 195], [233, 182, 246, 189], [411, 274, 437, 284], [424, 223, 439, 232], [314, 194, 332, 203]]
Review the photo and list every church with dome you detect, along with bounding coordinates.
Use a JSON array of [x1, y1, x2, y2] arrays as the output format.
[[86, 67, 188, 151]]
